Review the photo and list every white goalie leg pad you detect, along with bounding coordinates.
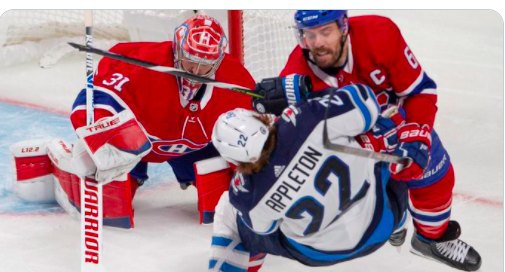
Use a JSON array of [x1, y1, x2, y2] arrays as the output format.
[[46, 139, 82, 219], [209, 193, 252, 272], [10, 139, 55, 203], [54, 176, 80, 220], [70, 140, 96, 177], [75, 109, 152, 183], [47, 139, 74, 173], [195, 157, 231, 175]]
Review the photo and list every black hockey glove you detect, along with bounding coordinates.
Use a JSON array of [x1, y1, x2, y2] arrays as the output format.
[[252, 74, 312, 116]]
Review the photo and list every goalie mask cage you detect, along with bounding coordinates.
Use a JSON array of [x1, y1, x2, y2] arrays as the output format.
[[0, 10, 298, 81]]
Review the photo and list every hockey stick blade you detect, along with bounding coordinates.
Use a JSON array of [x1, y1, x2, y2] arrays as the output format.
[[67, 42, 264, 99], [322, 90, 411, 166]]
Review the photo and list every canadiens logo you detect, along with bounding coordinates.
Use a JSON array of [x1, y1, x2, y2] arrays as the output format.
[[375, 89, 399, 111], [151, 138, 207, 157], [231, 173, 249, 195], [281, 105, 300, 126]]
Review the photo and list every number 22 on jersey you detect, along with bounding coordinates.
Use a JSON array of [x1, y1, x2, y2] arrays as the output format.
[[286, 156, 370, 236]]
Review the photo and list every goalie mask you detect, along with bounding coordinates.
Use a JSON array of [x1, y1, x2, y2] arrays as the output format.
[[174, 15, 228, 101], [212, 109, 270, 165]]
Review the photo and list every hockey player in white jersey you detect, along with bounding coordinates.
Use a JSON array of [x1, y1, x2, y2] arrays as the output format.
[[208, 84, 409, 271]]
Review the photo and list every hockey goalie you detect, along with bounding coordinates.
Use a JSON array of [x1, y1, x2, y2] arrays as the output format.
[[10, 14, 256, 228]]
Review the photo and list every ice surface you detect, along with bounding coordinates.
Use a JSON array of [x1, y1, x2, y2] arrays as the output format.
[[0, 10, 502, 272]]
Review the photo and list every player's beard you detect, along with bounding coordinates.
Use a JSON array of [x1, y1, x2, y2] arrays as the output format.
[[310, 44, 343, 69]]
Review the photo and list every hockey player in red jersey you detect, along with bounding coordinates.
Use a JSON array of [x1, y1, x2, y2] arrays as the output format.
[[252, 10, 481, 271], [11, 15, 256, 228]]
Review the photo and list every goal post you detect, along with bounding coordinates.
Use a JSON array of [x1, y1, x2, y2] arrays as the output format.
[[228, 10, 244, 65]]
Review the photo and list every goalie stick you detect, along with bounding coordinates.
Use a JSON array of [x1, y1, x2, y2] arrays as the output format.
[[322, 89, 412, 166], [81, 11, 107, 272], [67, 42, 264, 99]]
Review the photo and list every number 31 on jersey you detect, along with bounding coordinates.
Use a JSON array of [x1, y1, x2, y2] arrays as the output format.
[[102, 73, 130, 92]]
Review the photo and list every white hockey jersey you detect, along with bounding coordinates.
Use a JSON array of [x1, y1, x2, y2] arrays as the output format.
[[229, 84, 396, 261]]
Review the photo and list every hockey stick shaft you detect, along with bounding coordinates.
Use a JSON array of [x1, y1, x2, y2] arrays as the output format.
[[81, 11, 107, 272], [323, 128, 411, 165], [68, 42, 264, 99], [322, 90, 411, 166]]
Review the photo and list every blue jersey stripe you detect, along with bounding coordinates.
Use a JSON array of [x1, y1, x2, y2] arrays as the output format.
[[409, 209, 451, 222], [211, 236, 248, 252], [72, 89, 126, 113], [410, 72, 437, 96], [362, 84, 380, 115], [209, 259, 247, 272], [341, 85, 372, 132]]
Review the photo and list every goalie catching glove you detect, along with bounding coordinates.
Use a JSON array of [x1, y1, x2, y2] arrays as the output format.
[[252, 74, 312, 115], [75, 109, 152, 183]]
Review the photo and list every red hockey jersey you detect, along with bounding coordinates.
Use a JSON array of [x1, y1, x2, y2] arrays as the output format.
[[71, 42, 255, 163], [280, 15, 438, 128]]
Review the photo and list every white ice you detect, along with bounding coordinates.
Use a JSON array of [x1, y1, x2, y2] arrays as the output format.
[[0, 10, 502, 272]]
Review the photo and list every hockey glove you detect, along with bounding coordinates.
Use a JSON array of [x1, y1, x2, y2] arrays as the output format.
[[76, 110, 152, 184], [252, 74, 312, 116], [390, 123, 432, 181], [356, 106, 404, 153]]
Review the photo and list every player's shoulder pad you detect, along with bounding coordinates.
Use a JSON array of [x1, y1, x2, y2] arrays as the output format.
[[279, 46, 310, 77], [98, 42, 145, 74], [350, 15, 400, 41], [215, 54, 255, 89], [109, 42, 157, 55], [136, 41, 174, 65], [100, 42, 172, 77]]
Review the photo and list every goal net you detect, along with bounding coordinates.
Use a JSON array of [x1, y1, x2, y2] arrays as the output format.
[[0, 10, 297, 81]]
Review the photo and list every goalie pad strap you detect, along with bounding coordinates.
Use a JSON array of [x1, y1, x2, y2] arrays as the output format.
[[14, 155, 53, 181]]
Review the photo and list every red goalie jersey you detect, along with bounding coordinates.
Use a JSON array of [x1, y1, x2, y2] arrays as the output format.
[[64, 41, 255, 228], [71, 41, 255, 163]]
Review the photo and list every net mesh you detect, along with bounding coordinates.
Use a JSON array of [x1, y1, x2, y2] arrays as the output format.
[[0, 10, 298, 80], [241, 10, 297, 80]]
